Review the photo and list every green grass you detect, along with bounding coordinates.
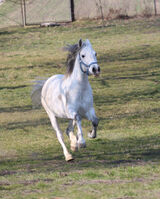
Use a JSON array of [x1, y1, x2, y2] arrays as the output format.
[[0, 17, 160, 199]]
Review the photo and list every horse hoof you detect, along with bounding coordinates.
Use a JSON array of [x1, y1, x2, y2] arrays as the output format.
[[71, 145, 78, 152], [88, 132, 96, 139], [78, 143, 86, 149], [65, 154, 74, 162]]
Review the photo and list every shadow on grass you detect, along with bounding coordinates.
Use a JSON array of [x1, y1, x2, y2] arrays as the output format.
[[0, 106, 159, 131], [0, 62, 63, 72], [0, 26, 43, 36], [0, 105, 33, 113], [94, 85, 160, 106], [0, 114, 70, 130], [0, 85, 28, 90], [95, 71, 160, 82], [0, 133, 160, 175], [0, 81, 160, 130], [0, 117, 50, 130], [99, 44, 160, 63]]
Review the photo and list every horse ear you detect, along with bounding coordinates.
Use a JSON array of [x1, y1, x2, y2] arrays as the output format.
[[85, 39, 91, 46], [78, 39, 83, 48]]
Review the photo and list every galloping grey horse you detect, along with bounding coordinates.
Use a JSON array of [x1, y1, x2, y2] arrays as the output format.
[[32, 39, 100, 161]]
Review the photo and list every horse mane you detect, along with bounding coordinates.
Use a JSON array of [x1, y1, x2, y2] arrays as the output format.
[[64, 43, 84, 76]]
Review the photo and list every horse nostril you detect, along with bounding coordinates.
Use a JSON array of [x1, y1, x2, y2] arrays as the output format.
[[92, 67, 96, 73], [98, 67, 100, 73]]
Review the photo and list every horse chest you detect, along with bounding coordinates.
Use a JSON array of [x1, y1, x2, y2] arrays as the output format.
[[68, 86, 92, 113]]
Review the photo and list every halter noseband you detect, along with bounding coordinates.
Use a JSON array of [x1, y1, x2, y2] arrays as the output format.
[[79, 52, 98, 76]]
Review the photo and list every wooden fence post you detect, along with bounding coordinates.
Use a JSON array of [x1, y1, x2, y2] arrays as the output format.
[[153, 0, 157, 16], [23, 0, 27, 25], [20, 0, 26, 27], [70, 0, 75, 22], [20, 0, 25, 27]]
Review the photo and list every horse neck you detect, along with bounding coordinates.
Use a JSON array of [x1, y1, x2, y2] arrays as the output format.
[[71, 56, 88, 83]]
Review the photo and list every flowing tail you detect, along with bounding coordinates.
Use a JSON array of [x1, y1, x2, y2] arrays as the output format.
[[31, 79, 47, 108]]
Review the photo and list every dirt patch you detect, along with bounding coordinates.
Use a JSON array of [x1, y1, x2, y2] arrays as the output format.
[[114, 197, 135, 199], [19, 178, 54, 186], [62, 175, 159, 187], [0, 181, 10, 186], [0, 170, 17, 176], [79, 179, 128, 185], [0, 178, 54, 187]]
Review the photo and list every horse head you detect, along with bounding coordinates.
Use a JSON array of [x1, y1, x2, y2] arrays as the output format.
[[78, 39, 100, 77]]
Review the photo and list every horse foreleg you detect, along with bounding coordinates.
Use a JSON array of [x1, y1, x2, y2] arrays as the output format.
[[88, 117, 99, 138], [67, 107, 86, 149], [86, 108, 99, 139], [66, 120, 78, 152]]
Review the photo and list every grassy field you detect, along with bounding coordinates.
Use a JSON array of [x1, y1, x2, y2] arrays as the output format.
[[0, 17, 160, 199]]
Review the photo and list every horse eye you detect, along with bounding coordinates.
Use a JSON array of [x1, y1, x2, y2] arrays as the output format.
[[82, 55, 85, 58]]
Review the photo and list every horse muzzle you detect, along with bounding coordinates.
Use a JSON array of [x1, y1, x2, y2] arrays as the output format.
[[92, 65, 100, 77]]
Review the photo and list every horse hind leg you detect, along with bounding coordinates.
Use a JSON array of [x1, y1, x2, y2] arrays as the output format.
[[42, 99, 73, 161], [66, 120, 78, 152], [50, 115, 73, 161]]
